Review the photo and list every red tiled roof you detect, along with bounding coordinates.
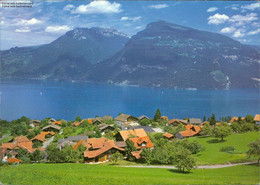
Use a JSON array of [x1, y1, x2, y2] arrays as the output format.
[[7, 158, 22, 163], [179, 124, 201, 137], [254, 114, 260, 122], [163, 132, 174, 139], [2, 136, 34, 153], [118, 129, 147, 141], [131, 150, 142, 159], [53, 121, 62, 125], [129, 136, 154, 149], [84, 139, 124, 158], [32, 132, 55, 142]]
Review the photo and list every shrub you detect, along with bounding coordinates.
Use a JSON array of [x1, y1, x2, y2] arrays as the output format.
[[220, 146, 235, 152]]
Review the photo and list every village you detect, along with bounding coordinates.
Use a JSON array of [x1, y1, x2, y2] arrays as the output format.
[[1, 110, 259, 169]]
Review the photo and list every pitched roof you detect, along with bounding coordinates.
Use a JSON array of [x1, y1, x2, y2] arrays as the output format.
[[130, 126, 154, 133], [115, 114, 132, 122], [118, 129, 147, 141], [254, 114, 260, 122], [168, 119, 188, 125], [115, 141, 126, 148], [42, 124, 61, 131], [161, 116, 168, 120], [67, 135, 88, 141], [102, 115, 113, 120], [163, 132, 174, 139], [129, 136, 154, 149], [230, 117, 238, 123], [189, 118, 202, 124], [7, 158, 22, 163], [53, 121, 62, 125], [179, 124, 201, 137], [131, 150, 142, 159], [137, 115, 150, 120], [32, 132, 55, 142], [2, 136, 34, 153], [84, 139, 124, 159]]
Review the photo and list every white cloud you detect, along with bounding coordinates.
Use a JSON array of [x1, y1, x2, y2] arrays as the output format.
[[148, 4, 169, 9], [248, 28, 260, 35], [72, 1, 122, 14], [15, 27, 31, 33], [45, 25, 71, 33], [208, 13, 229, 25], [63, 4, 75, 11], [120, 16, 141, 22], [220, 27, 236, 33], [241, 3, 260, 11], [207, 7, 218, 12], [16, 18, 43, 26], [231, 6, 239, 10], [229, 13, 258, 26], [233, 29, 245, 38]]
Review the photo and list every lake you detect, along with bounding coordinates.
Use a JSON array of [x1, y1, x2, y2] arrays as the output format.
[[0, 80, 259, 121]]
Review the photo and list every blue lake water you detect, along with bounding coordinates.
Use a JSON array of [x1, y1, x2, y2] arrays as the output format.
[[0, 80, 259, 121]]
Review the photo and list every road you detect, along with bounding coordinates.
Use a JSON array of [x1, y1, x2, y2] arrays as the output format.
[[121, 162, 257, 169], [42, 137, 54, 148]]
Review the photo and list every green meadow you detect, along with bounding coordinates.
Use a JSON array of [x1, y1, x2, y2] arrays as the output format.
[[188, 131, 259, 165], [1, 163, 259, 185]]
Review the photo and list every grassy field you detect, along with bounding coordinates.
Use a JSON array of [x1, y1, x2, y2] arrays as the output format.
[[188, 131, 259, 165], [1, 163, 259, 184]]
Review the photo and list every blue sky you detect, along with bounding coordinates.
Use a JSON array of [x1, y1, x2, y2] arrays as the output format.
[[1, 1, 260, 50]]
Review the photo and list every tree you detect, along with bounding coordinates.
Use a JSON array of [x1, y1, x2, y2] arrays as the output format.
[[245, 115, 254, 123], [247, 139, 260, 164], [75, 116, 82, 122], [154, 108, 161, 122], [213, 125, 232, 141], [201, 123, 212, 136], [209, 114, 216, 126], [61, 145, 81, 163], [17, 148, 31, 163], [30, 149, 44, 162], [110, 152, 123, 164], [203, 116, 206, 122], [125, 139, 137, 161], [175, 147, 196, 172], [141, 149, 153, 164], [139, 119, 152, 126], [46, 143, 63, 163]]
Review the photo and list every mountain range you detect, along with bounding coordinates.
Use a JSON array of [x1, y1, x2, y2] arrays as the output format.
[[1, 21, 259, 89]]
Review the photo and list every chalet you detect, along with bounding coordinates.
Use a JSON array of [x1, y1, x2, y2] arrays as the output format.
[[29, 120, 41, 128], [115, 114, 138, 123], [67, 135, 89, 142], [31, 132, 55, 143], [80, 119, 93, 124], [58, 140, 76, 149], [1, 136, 43, 158], [57, 135, 88, 148], [98, 123, 114, 133], [175, 124, 201, 139], [122, 122, 140, 130], [42, 124, 61, 133], [115, 128, 147, 141], [152, 127, 164, 133], [48, 118, 56, 124], [7, 158, 22, 164], [115, 141, 127, 149], [137, 115, 150, 121], [129, 136, 154, 150], [189, 118, 202, 125], [92, 117, 103, 125], [163, 132, 174, 141], [254, 114, 260, 122], [74, 137, 124, 163], [230, 117, 245, 123], [168, 119, 188, 126], [73, 122, 81, 127]]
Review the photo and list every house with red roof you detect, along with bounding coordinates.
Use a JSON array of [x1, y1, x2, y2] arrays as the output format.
[[74, 137, 125, 163], [175, 124, 201, 139], [31, 131, 55, 143], [0, 136, 44, 159], [163, 132, 174, 141]]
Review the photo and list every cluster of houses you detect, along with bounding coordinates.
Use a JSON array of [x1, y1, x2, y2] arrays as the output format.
[[1, 113, 259, 164]]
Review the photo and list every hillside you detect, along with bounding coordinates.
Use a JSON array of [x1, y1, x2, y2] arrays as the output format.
[[1, 27, 129, 81], [89, 21, 260, 89]]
